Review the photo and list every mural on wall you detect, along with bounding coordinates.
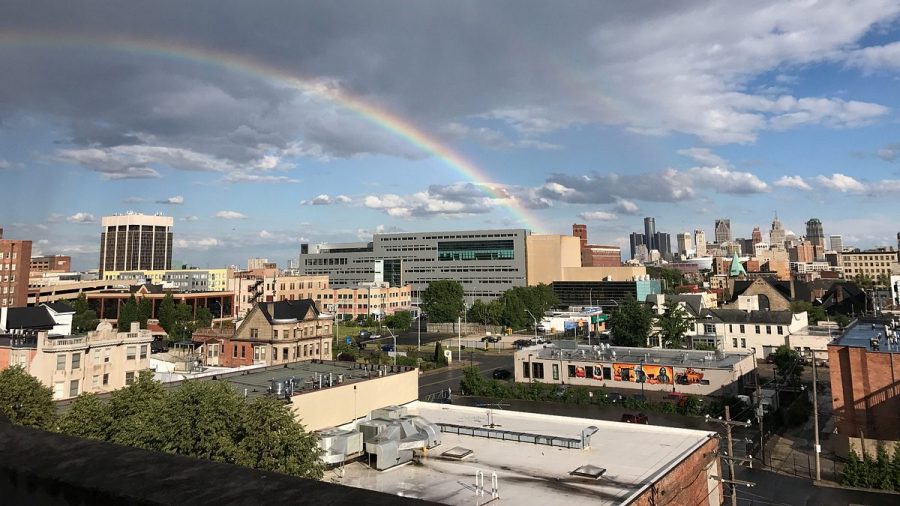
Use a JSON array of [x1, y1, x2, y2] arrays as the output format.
[[675, 368, 705, 385], [612, 363, 672, 384]]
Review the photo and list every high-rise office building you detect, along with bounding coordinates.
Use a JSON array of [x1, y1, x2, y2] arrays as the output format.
[[769, 214, 786, 250], [629, 232, 645, 260], [643, 217, 657, 251], [654, 232, 672, 260], [676, 232, 692, 256], [829, 235, 843, 253], [714, 219, 732, 244], [0, 228, 31, 307], [751, 227, 763, 246], [99, 213, 173, 275], [694, 229, 707, 257], [805, 218, 825, 250]]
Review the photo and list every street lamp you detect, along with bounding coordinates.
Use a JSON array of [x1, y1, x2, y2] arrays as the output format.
[[524, 309, 538, 340]]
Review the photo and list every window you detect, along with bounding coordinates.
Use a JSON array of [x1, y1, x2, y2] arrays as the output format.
[[755, 325, 761, 334], [56, 354, 66, 371], [777, 326, 783, 335], [250, 328, 259, 339], [140, 345, 147, 359], [728, 324, 733, 333], [71, 352, 81, 369], [740, 338, 746, 348], [522, 361, 530, 378], [282, 348, 288, 360], [125, 372, 135, 386], [93, 349, 100, 362], [567, 365, 577, 377], [704, 324, 715, 334], [766, 326, 772, 335], [104, 349, 110, 363], [732, 338, 738, 348], [273, 329, 279, 339], [102, 373, 109, 386], [552, 363, 559, 381], [69, 379, 79, 397], [603, 367, 612, 380], [532, 362, 544, 379], [739, 324, 745, 333], [92, 375, 99, 388], [53, 382, 64, 398], [126, 346, 136, 360], [233, 345, 238, 358], [241, 346, 246, 358]]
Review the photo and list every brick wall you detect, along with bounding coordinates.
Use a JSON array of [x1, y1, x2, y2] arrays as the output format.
[[632, 436, 722, 505]]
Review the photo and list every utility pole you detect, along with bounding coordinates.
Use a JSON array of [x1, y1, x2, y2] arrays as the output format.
[[707, 405, 755, 506], [756, 368, 765, 468], [812, 354, 821, 481]]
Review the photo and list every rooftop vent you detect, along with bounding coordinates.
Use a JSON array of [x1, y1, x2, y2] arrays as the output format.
[[570, 464, 607, 480], [441, 446, 474, 460]]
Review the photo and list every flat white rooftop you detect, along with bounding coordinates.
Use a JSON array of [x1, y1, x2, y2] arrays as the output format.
[[331, 401, 715, 505]]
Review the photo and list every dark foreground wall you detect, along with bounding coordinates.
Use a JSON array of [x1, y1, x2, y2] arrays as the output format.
[[0, 421, 430, 506]]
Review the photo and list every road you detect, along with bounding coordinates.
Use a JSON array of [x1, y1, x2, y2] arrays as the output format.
[[417, 353, 511, 399]]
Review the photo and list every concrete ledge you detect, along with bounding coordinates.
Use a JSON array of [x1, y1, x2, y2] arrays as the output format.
[[0, 421, 432, 505]]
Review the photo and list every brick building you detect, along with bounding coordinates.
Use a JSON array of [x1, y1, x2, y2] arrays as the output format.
[[29, 255, 72, 275], [571, 223, 621, 267], [0, 227, 31, 308], [829, 322, 900, 457]]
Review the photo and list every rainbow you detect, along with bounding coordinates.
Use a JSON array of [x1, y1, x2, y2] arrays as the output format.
[[0, 31, 549, 232]]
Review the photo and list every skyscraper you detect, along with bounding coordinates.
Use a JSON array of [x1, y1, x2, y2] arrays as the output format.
[[629, 232, 645, 260], [751, 227, 763, 246], [769, 214, 786, 250], [829, 235, 843, 253], [643, 217, 657, 251], [805, 218, 825, 250], [714, 219, 732, 244], [99, 213, 173, 275], [677, 232, 692, 256], [654, 232, 672, 260], [694, 229, 707, 257]]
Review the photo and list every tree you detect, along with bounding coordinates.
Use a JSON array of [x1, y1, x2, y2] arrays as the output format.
[[0, 366, 55, 429], [498, 289, 528, 329], [841, 449, 864, 487], [173, 303, 196, 341], [194, 306, 214, 329], [383, 310, 412, 331], [57, 393, 112, 440], [117, 294, 142, 331], [107, 371, 166, 451], [69, 293, 99, 333], [789, 300, 826, 325], [160, 380, 244, 463], [468, 299, 501, 326], [772, 345, 804, 384], [647, 266, 685, 294], [158, 293, 177, 336], [421, 280, 465, 323], [236, 396, 323, 479], [433, 341, 448, 365], [608, 295, 652, 347], [654, 301, 693, 348], [137, 298, 152, 329]]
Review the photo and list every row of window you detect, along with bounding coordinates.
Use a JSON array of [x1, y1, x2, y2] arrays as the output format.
[[53, 372, 137, 398], [55, 346, 148, 372]]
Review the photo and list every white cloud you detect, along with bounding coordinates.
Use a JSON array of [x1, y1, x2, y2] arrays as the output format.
[[258, 230, 272, 239], [335, 195, 352, 204], [66, 212, 96, 224], [174, 238, 221, 250], [214, 210, 247, 220], [223, 172, 300, 184], [612, 198, 640, 215], [181, 215, 199, 222], [774, 175, 812, 191], [578, 211, 618, 221], [813, 173, 866, 192], [677, 148, 728, 167], [157, 195, 184, 205]]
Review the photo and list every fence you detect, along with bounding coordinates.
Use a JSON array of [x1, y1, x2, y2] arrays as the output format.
[[426, 322, 504, 336]]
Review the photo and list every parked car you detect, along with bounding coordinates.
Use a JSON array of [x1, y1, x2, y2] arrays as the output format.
[[481, 335, 501, 343], [381, 344, 395, 352], [150, 339, 169, 354], [598, 330, 611, 340], [621, 413, 649, 424], [513, 339, 534, 348], [358, 330, 371, 339], [491, 368, 512, 380]]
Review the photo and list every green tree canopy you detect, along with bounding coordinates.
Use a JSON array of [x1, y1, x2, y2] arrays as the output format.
[[236, 396, 323, 479], [608, 295, 652, 347], [653, 301, 693, 348], [383, 310, 412, 331], [160, 380, 244, 463], [0, 366, 55, 429], [647, 266, 685, 294], [57, 392, 112, 440], [107, 371, 167, 450], [789, 300, 826, 325], [468, 299, 502, 326], [433, 341, 448, 365], [772, 345, 804, 384], [69, 293, 100, 333], [421, 280, 465, 323], [157, 292, 177, 335], [117, 294, 144, 331]]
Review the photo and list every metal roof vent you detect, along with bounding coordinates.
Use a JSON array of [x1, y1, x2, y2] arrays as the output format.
[[570, 464, 607, 480], [441, 446, 474, 460]]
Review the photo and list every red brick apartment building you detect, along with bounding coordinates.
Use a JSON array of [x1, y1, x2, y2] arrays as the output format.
[[0, 228, 32, 308]]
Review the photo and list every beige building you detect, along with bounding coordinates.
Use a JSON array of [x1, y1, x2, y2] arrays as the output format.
[[526, 234, 645, 285], [838, 249, 899, 279], [0, 321, 152, 400]]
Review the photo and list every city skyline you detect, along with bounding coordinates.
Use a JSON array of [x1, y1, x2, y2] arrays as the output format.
[[3, 2, 900, 269]]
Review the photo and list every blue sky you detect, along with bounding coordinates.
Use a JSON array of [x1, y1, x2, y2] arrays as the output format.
[[2, 1, 900, 270]]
